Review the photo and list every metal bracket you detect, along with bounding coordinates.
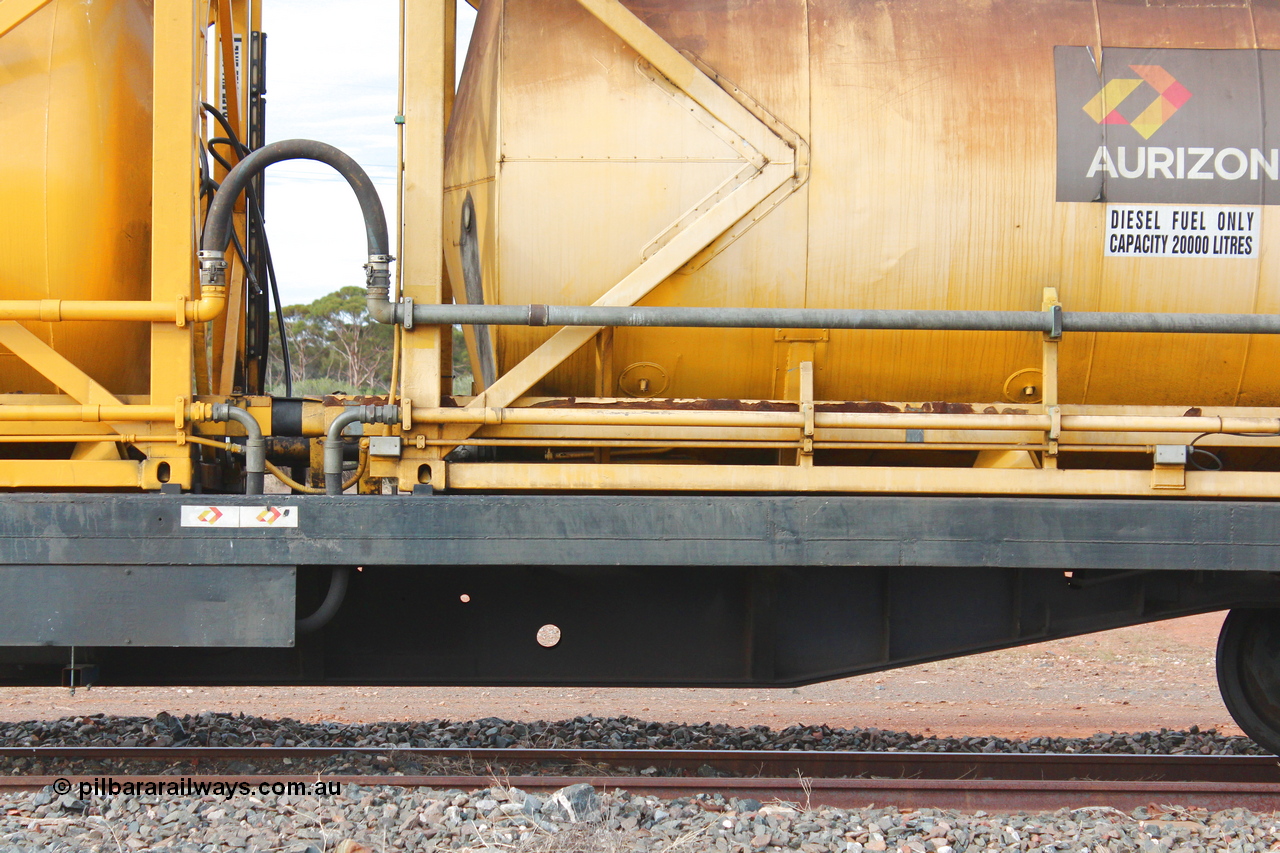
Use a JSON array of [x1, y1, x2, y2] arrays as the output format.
[[401, 296, 415, 330], [799, 361, 815, 461], [1041, 288, 1061, 466]]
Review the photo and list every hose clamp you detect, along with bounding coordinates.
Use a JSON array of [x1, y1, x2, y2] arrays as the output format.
[[364, 254, 394, 289], [198, 251, 228, 287]]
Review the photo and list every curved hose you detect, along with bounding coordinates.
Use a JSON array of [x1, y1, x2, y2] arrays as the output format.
[[202, 139, 389, 257], [296, 567, 351, 635]]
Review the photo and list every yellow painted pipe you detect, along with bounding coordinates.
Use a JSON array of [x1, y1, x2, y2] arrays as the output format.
[[412, 406, 1280, 435], [0, 285, 227, 324], [412, 437, 800, 448], [409, 437, 1055, 452], [0, 405, 179, 422], [1061, 415, 1280, 435], [0, 434, 134, 443], [0, 434, 235, 446], [415, 406, 804, 427]]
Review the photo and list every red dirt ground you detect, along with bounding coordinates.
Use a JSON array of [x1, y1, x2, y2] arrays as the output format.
[[0, 613, 1239, 739]]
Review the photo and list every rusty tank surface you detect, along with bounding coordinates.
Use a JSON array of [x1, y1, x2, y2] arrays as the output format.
[[446, 0, 1280, 407]]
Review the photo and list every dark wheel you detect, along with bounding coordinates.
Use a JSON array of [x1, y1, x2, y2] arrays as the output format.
[[1217, 608, 1280, 755]]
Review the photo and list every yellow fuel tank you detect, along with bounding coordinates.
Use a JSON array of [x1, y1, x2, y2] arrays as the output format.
[[0, 0, 153, 396], [446, 0, 1280, 407]]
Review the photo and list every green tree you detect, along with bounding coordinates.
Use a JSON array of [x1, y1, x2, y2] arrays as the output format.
[[266, 288, 476, 397], [267, 286, 392, 395]]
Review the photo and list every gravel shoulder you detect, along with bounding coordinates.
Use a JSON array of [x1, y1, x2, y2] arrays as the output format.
[[7, 783, 1274, 853], [0, 613, 1238, 739]]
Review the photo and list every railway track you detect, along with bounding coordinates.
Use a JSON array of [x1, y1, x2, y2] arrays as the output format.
[[2, 747, 1278, 811]]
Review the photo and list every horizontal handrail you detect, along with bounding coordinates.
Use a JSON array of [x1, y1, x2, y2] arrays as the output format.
[[396, 303, 1280, 336]]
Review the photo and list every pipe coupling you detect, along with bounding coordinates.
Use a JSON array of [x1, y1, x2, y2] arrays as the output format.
[[364, 254, 395, 292], [354, 404, 400, 425], [364, 254, 397, 325], [198, 250, 228, 289]]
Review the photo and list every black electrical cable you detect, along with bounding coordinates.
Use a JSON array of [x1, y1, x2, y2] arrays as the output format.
[[1187, 433, 1224, 472], [205, 139, 239, 174], [1188, 430, 1280, 472], [201, 103, 294, 396], [206, 131, 293, 392]]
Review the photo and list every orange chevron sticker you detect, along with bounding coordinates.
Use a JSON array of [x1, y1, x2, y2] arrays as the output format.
[[1083, 65, 1191, 139]]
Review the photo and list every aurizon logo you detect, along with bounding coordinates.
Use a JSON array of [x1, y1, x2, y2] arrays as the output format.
[[1082, 65, 1191, 139]]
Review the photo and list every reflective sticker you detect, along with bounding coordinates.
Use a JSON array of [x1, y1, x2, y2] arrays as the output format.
[[180, 506, 299, 529], [239, 506, 299, 528], [180, 506, 239, 528], [1104, 204, 1259, 258]]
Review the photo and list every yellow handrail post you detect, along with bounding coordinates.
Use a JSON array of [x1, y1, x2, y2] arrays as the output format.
[[143, 0, 203, 490]]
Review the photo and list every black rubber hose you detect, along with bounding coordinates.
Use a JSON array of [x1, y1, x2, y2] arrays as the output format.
[[202, 139, 389, 257], [202, 103, 252, 157], [296, 567, 351, 635], [262, 238, 293, 397], [202, 127, 295, 394]]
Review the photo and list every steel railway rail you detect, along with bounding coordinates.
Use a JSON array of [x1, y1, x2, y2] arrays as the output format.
[[3, 748, 1278, 811]]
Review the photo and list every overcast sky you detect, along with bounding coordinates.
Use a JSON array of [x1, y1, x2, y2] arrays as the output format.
[[256, 1, 477, 306]]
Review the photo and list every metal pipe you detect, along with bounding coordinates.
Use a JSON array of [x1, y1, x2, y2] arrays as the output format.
[[1064, 415, 1280, 434], [0, 405, 179, 422], [324, 405, 399, 495], [209, 403, 265, 495], [390, 303, 1280, 336], [411, 406, 1280, 435], [0, 291, 228, 324], [412, 406, 1037, 430]]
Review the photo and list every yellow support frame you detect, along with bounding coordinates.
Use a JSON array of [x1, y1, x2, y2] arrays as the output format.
[[0, 0, 226, 490], [389, 0, 456, 486], [138, 0, 202, 490]]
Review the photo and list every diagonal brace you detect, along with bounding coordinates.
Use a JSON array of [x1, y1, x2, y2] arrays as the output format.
[[442, 0, 803, 443]]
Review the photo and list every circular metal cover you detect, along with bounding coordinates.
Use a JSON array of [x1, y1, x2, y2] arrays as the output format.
[[1003, 368, 1043, 404], [619, 362, 670, 398]]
